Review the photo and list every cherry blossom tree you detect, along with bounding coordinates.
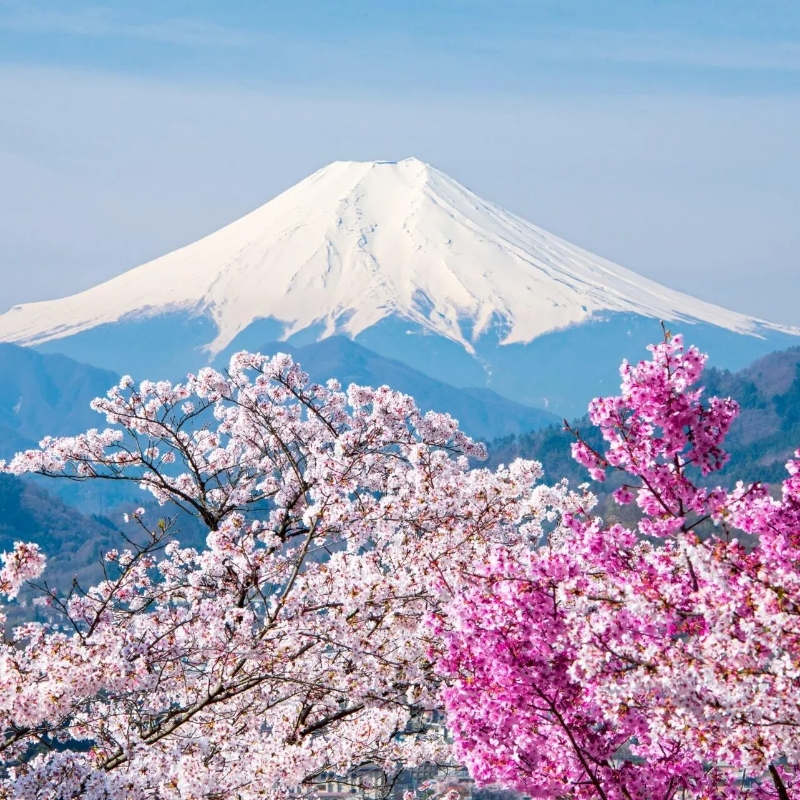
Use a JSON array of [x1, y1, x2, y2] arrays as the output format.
[[437, 333, 800, 800], [7, 334, 798, 800], [0, 351, 579, 799]]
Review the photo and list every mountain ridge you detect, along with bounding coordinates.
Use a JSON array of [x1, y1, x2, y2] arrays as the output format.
[[1, 157, 796, 354], [0, 339, 556, 466], [2, 157, 797, 415], [242, 336, 558, 440]]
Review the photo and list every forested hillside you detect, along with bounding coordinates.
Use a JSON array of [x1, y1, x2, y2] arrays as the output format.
[[487, 345, 800, 489], [0, 474, 123, 622], [0, 343, 120, 458]]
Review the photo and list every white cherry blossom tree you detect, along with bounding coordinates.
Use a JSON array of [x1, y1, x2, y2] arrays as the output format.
[[0, 352, 573, 799]]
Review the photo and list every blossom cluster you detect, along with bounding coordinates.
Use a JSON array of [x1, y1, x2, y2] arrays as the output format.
[[437, 334, 800, 799], [0, 351, 580, 799], [0, 542, 45, 603]]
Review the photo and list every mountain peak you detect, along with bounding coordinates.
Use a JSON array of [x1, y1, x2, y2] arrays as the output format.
[[0, 159, 796, 359]]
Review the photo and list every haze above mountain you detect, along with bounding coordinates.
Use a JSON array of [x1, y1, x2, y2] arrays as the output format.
[[1, 158, 796, 414]]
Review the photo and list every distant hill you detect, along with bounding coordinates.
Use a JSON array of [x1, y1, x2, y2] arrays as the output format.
[[0, 338, 556, 463], [739, 346, 800, 397], [0, 343, 119, 458], [486, 344, 800, 489], [0, 472, 212, 628], [4, 340, 800, 610], [0, 473, 121, 599], [233, 336, 559, 441]]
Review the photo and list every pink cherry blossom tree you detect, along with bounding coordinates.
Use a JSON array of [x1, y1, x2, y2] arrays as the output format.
[[0, 352, 577, 799], [437, 333, 800, 800]]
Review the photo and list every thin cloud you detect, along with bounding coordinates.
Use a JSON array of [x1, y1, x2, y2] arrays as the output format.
[[0, 1, 250, 47], [546, 30, 800, 71], [450, 28, 800, 72], [2, 3, 798, 83]]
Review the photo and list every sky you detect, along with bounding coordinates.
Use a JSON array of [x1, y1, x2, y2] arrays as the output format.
[[1, 1, 799, 325]]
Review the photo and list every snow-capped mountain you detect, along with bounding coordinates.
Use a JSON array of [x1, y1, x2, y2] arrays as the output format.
[[1, 157, 797, 414]]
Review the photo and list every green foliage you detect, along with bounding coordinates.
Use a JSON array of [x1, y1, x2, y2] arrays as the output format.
[[774, 363, 800, 431]]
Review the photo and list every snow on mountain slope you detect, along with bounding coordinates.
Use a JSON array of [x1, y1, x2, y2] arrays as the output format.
[[0, 157, 795, 355]]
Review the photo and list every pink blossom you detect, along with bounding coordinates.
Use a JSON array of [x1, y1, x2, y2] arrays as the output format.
[[438, 332, 800, 800], [0, 541, 46, 600]]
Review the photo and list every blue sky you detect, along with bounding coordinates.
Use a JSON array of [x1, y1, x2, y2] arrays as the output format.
[[1, 1, 799, 324]]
